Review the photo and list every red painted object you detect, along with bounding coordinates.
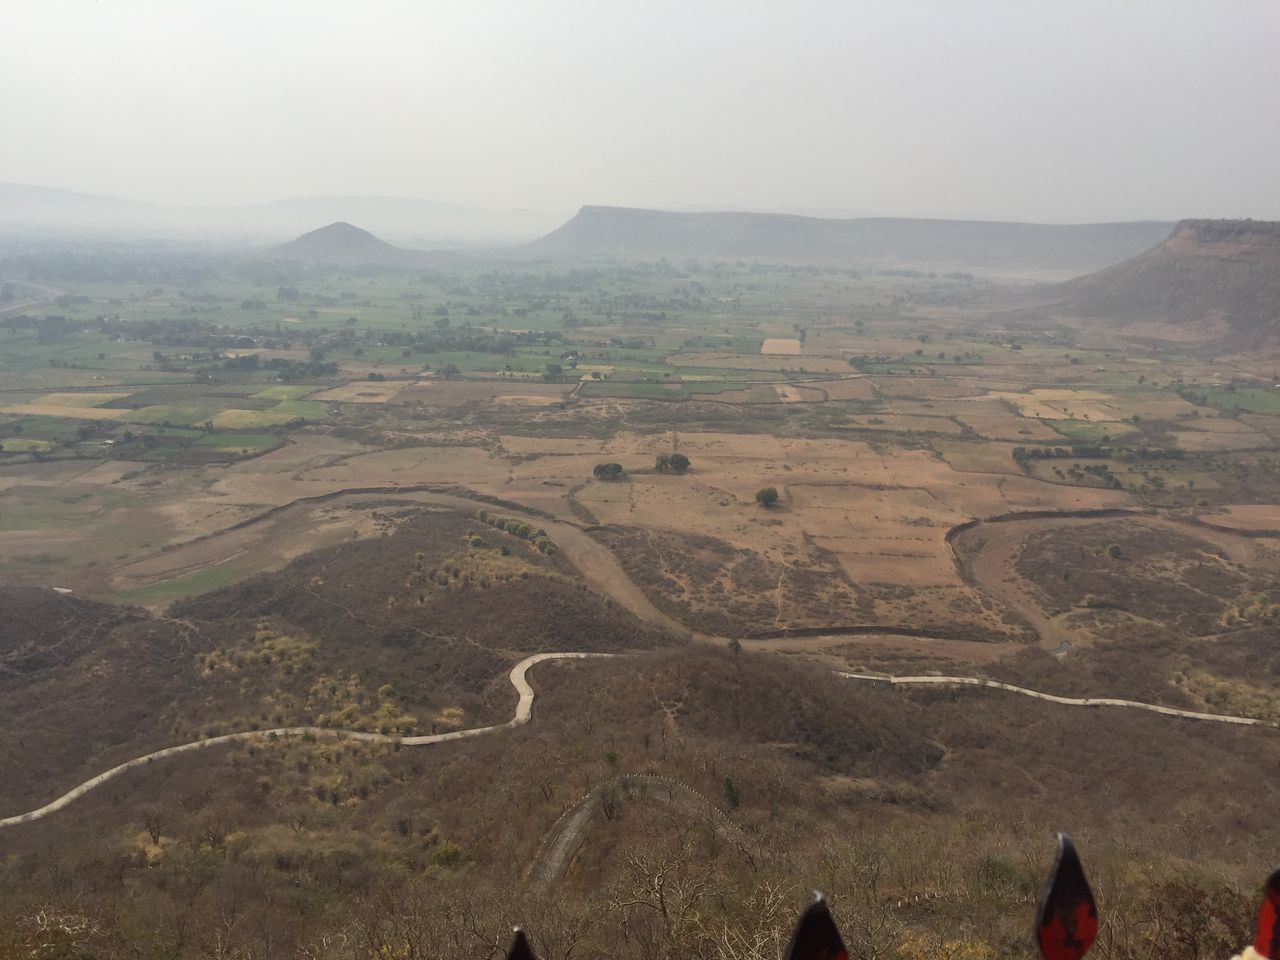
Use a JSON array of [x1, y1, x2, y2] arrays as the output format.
[[1036, 834, 1099, 960], [506, 837, 1277, 960], [1257, 868, 1280, 960]]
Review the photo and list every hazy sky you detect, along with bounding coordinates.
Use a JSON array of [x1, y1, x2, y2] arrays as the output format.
[[4, 0, 1279, 222]]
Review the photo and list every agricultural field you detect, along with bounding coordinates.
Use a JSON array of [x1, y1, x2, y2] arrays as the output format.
[[5, 245, 1280, 960], [2, 254, 1279, 662]]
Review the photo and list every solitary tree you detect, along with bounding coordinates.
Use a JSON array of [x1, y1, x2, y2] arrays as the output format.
[[668, 453, 690, 474], [755, 486, 780, 508], [593, 462, 624, 480], [542, 362, 563, 381], [654, 453, 671, 473], [723, 775, 741, 810]]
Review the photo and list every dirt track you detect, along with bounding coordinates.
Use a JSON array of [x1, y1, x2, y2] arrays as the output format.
[[109, 485, 1278, 656], [950, 509, 1280, 649], [524, 774, 744, 895], [9, 498, 1278, 831], [950, 516, 1081, 648], [108, 486, 691, 637]]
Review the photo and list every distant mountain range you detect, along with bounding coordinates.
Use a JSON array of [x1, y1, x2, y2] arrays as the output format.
[[0, 183, 565, 244], [3, 186, 1220, 281], [525, 206, 1175, 275], [1047, 219, 1280, 345]]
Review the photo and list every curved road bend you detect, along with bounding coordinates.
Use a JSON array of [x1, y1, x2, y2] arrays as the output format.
[[0, 652, 612, 830]]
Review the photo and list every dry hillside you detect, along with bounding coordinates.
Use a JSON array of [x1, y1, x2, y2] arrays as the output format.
[[1049, 219, 1280, 345]]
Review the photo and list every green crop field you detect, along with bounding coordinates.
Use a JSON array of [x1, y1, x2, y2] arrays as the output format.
[[113, 563, 255, 607], [253, 385, 322, 400], [0, 437, 54, 452], [194, 432, 280, 453], [1194, 386, 1280, 414]]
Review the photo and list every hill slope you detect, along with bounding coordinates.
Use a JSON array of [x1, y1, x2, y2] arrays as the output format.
[[525, 205, 1173, 274], [273, 221, 432, 265], [1048, 219, 1280, 345]]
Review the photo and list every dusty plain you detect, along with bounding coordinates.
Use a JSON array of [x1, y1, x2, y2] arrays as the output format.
[[4, 261, 1278, 679]]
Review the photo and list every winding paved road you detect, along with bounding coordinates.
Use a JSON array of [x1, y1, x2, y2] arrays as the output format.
[[6, 495, 1279, 830], [6, 653, 1274, 831], [839, 673, 1277, 727], [0, 652, 611, 829]]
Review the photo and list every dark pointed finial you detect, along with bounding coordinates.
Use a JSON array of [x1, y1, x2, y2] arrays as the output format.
[[1035, 834, 1098, 960], [506, 927, 534, 960], [784, 892, 848, 960], [1255, 868, 1280, 960]]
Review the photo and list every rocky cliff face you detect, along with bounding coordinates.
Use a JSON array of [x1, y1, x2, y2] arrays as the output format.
[[1165, 219, 1280, 248]]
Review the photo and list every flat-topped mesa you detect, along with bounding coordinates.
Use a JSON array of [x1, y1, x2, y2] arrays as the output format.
[[526, 205, 1172, 274], [1047, 217, 1280, 345], [1168, 218, 1280, 246]]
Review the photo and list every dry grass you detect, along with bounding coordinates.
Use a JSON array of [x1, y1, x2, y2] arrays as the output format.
[[0, 403, 124, 420], [760, 338, 803, 355], [309, 381, 409, 403]]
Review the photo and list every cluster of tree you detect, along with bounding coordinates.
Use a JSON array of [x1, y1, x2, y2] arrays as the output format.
[[1013, 444, 1113, 463], [0, 312, 46, 331], [1176, 384, 1263, 419], [3, 314, 75, 343], [474, 509, 556, 554], [1014, 445, 1184, 467], [9, 249, 225, 283], [66, 308, 569, 364], [846, 354, 901, 370], [654, 453, 691, 474], [592, 462, 625, 480], [264, 357, 339, 380], [874, 268, 973, 281], [187, 355, 338, 380], [1067, 463, 1123, 488], [1015, 447, 1125, 488], [220, 353, 262, 372], [381, 324, 567, 357]]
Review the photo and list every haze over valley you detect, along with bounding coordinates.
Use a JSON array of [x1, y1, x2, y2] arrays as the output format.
[[3, 3, 1280, 959]]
